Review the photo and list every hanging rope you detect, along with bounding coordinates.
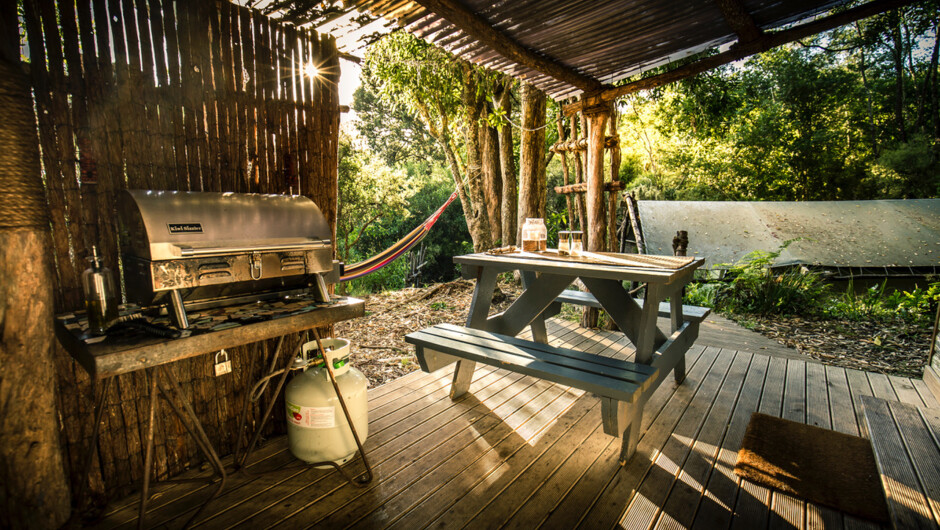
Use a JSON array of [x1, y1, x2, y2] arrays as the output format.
[[339, 188, 460, 282]]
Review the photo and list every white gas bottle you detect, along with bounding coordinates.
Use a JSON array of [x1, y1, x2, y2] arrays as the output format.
[[285, 338, 368, 466]]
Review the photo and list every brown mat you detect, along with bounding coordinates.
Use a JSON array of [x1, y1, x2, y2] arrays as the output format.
[[734, 412, 889, 523]]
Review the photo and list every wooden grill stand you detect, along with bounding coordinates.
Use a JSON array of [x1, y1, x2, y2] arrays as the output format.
[[55, 296, 364, 528]]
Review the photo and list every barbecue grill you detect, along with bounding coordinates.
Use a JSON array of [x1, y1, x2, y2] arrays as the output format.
[[117, 190, 339, 328]]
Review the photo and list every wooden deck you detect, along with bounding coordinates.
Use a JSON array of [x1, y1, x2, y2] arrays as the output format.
[[90, 318, 938, 529]]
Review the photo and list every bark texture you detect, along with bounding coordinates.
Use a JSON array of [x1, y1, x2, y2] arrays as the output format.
[[517, 82, 547, 244], [0, 40, 71, 528], [586, 110, 609, 252], [498, 83, 517, 246], [461, 63, 492, 251], [482, 112, 502, 244]]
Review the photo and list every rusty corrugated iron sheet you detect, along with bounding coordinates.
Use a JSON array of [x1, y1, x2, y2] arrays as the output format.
[[637, 199, 940, 273], [346, 0, 847, 100]]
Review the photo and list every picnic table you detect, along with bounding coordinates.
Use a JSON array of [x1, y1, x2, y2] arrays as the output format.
[[406, 250, 707, 463]]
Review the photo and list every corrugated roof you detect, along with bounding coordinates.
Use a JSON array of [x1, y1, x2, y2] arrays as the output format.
[[637, 199, 940, 273], [343, 0, 848, 100]]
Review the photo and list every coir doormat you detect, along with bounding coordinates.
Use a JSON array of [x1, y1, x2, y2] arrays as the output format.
[[734, 412, 889, 523]]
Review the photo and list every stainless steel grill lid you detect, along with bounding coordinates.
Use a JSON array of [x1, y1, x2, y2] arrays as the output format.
[[117, 190, 338, 327], [118, 190, 332, 260]]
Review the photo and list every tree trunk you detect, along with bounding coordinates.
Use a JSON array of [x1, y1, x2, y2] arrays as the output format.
[[586, 110, 609, 253], [580, 109, 609, 329], [498, 82, 517, 247], [517, 82, 547, 244], [572, 114, 587, 233], [890, 12, 908, 142], [440, 132, 474, 235], [460, 63, 492, 251], [482, 109, 502, 244], [556, 118, 574, 230], [0, 30, 71, 528], [607, 106, 621, 252]]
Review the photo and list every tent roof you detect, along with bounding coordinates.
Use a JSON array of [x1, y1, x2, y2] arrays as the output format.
[[637, 199, 940, 274]]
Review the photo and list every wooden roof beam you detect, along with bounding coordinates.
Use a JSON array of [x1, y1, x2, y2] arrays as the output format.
[[713, 0, 762, 43], [564, 0, 918, 116], [409, 0, 604, 93]]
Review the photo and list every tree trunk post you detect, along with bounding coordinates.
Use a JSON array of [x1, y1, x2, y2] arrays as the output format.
[[607, 106, 621, 252], [0, 10, 71, 527], [482, 113, 502, 244], [498, 82, 517, 246], [460, 62, 492, 251], [517, 82, 547, 244], [569, 115, 585, 231], [586, 108, 610, 253], [580, 105, 609, 329]]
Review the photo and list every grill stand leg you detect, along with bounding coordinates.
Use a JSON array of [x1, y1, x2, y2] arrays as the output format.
[[137, 366, 227, 529], [69, 376, 113, 524]]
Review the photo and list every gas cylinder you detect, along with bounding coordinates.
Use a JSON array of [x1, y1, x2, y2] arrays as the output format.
[[285, 338, 368, 466]]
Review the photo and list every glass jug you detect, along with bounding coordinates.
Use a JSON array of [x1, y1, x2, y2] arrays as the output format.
[[521, 218, 547, 252]]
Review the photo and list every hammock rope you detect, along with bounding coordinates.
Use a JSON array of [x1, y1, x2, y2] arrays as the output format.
[[340, 188, 460, 282]]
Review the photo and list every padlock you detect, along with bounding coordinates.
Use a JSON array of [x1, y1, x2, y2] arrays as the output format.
[[214, 349, 232, 376]]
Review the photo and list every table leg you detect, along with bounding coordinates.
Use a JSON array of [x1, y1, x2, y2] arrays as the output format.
[[634, 283, 666, 365], [520, 271, 551, 344], [581, 277, 667, 348], [452, 267, 500, 399], [486, 272, 571, 338], [601, 397, 643, 465]]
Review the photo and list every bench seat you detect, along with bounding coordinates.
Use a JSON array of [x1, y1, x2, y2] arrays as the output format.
[[554, 289, 710, 322], [405, 323, 658, 404], [404, 322, 691, 463]]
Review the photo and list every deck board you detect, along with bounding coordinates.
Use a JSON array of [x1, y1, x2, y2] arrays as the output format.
[[89, 318, 928, 530]]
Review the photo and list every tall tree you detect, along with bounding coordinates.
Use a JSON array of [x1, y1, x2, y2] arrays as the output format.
[[517, 82, 548, 243], [362, 32, 498, 250], [496, 80, 518, 245]]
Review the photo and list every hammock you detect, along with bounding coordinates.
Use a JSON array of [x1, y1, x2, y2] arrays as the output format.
[[340, 189, 460, 282]]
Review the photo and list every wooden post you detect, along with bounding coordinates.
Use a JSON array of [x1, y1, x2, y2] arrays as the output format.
[[607, 106, 621, 252], [556, 117, 573, 230], [0, 9, 71, 526], [585, 108, 609, 253]]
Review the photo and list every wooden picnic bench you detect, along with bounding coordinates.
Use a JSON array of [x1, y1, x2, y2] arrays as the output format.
[[405, 251, 708, 464]]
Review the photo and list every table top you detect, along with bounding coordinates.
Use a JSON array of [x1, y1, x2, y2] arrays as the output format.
[[55, 294, 365, 379], [455, 251, 704, 285]]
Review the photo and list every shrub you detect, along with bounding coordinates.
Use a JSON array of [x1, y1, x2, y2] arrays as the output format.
[[685, 239, 830, 317], [827, 278, 940, 324]]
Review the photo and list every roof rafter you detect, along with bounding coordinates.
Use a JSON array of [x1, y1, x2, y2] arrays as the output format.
[[408, 0, 605, 93], [564, 0, 918, 116], [712, 0, 762, 43]]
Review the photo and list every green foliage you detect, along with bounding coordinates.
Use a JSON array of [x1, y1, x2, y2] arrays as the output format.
[[615, 6, 940, 201], [352, 80, 443, 167], [827, 278, 940, 323], [686, 240, 831, 316], [336, 133, 414, 264], [363, 31, 463, 129], [343, 259, 408, 296]]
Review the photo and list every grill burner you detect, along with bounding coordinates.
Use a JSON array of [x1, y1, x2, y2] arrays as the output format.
[[117, 190, 339, 328]]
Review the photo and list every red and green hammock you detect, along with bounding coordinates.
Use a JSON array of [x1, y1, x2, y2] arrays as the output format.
[[339, 189, 460, 282]]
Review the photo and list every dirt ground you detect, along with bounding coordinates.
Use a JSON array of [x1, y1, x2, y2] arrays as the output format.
[[335, 280, 935, 387], [334, 278, 523, 387]]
